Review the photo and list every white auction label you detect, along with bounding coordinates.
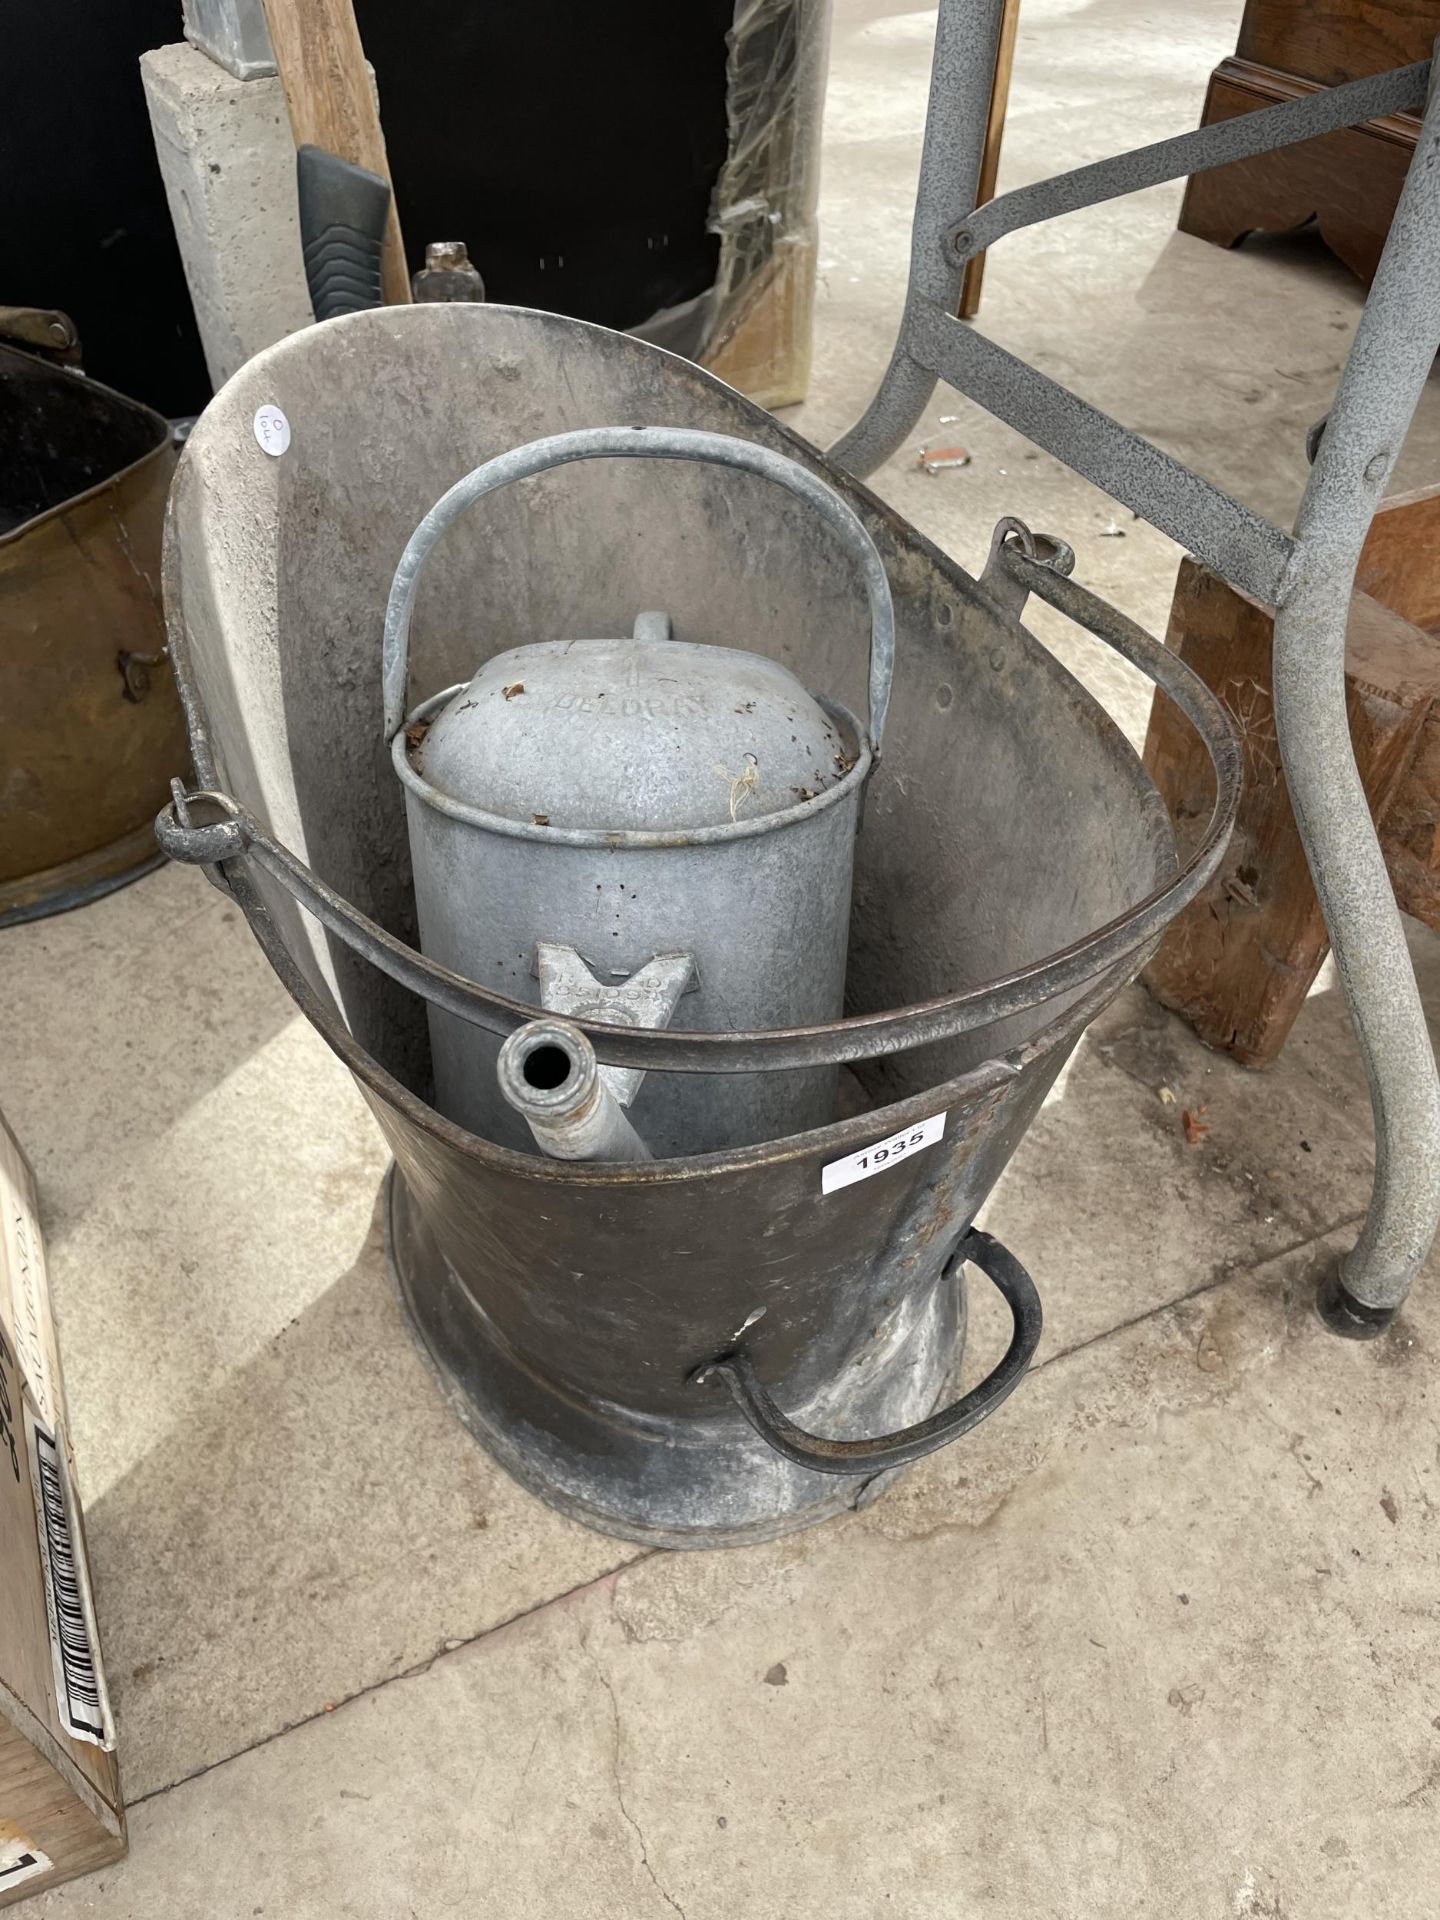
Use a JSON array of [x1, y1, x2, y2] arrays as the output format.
[[253, 404, 291, 456], [0, 1838, 52, 1890], [822, 1111, 946, 1194]]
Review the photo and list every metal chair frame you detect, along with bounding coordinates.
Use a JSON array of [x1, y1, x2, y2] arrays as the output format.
[[829, 1, 1440, 1332]]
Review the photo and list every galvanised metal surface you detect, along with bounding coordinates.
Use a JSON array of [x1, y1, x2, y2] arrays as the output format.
[[384, 426, 896, 1157], [412, 633, 853, 832], [381, 426, 897, 751], [180, 0, 276, 79], [400, 716, 862, 1154], [497, 1019, 653, 1162], [833, 3, 1440, 1331], [531, 942, 695, 1110], [158, 304, 1236, 1542], [159, 525, 1240, 1075]]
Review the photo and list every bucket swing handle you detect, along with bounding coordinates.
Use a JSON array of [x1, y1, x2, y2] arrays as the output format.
[[158, 517, 1240, 1076], [381, 424, 896, 757], [694, 1228, 1041, 1475]]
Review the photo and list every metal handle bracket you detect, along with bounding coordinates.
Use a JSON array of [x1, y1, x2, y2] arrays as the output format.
[[693, 1227, 1041, 1475]]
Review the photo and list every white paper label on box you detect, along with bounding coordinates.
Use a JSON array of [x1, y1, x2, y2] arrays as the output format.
[[821, 1111, 947, 1194], [25, 1410, 114, 1750], [4, 1188, 58, 1432], [253, 404, 291, 456], [0, 1836, 52, 1889]]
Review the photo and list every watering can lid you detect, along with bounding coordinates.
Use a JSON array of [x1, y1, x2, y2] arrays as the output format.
[[410, 614, 860, 833]]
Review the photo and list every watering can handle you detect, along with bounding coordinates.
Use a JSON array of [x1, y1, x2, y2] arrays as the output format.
[[381, 425, 896, 754], [694, 1228, 1041, 1475]]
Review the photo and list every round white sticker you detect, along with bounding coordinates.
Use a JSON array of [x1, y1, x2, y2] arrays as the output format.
[[253, 405, 291, 457]]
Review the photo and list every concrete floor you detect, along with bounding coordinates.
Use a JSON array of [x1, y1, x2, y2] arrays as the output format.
[[10, 2, 1440, 1913]]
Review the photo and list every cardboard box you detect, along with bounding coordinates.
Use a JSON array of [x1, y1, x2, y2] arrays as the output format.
[[0, 1115, 125, 1905]]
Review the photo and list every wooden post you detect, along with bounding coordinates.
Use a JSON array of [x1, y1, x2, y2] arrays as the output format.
[[958, 0, 1021, 320], [260, 0, 411, 305], [1142, 527, 1440, 1065]]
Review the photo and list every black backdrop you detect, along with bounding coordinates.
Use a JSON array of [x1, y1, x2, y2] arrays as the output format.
[[7, 0, 211, 415], [354, 0, 733, 335], [6, 1, 733, 419]]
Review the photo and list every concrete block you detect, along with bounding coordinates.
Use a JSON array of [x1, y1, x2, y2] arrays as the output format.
[[141, 42, 312, 393]]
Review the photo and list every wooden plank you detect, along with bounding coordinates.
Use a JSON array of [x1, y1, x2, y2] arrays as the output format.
[[1386, 704, 1440, 923], [702, 243, 816, 411], [1358, 485, 1440, 923], [1142, 558, 1440, 1065], [259, 0, 411, 306], [0, 1694, 124, 1909], [958, 0, 1021, 321], [1356, 482, 1440, 633]]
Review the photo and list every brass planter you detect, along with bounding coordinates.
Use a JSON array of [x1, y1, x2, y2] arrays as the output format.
[[0, 343, 188, 925]]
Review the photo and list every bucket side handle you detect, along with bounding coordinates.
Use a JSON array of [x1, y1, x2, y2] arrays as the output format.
[[380, 425, 896, 757], [693, 1228, 1040, 1475]]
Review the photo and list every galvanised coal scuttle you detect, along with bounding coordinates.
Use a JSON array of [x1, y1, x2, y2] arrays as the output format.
[[156, 304, 1238, 1547]]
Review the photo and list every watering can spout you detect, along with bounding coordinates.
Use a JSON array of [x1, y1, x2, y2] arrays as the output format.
[[497, 1018, 652, 1162]]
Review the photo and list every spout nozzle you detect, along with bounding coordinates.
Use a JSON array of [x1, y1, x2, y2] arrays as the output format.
[[497, 1018, 651, 1162]]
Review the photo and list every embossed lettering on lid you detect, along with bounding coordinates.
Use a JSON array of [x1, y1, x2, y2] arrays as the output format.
[[411, 617, 859, 833]]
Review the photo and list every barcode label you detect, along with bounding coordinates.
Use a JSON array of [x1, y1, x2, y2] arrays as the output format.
[[0, 1838, 52, 1889], [821, 1111, 947, 1194], [25, 1411, 114, 1750]]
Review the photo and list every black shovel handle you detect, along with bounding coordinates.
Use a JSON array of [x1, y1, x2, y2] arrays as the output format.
[[697, 1228, 1041, 1475], [297, 145, 390, 322]]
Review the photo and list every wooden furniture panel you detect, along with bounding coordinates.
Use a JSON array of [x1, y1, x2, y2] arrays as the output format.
[[1179, 62, 1419, 286], [1236, 0, 1440, 86], [1179, 1, 1437, 286], [1358, 484, 1440, 922], [1356, 482, 1440, 629]]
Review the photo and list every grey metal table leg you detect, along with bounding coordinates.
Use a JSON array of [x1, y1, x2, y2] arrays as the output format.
[[1273, 77, 1440, 1336], [830, 5, 1440, 1329], [829, 0, 1005, 479]]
